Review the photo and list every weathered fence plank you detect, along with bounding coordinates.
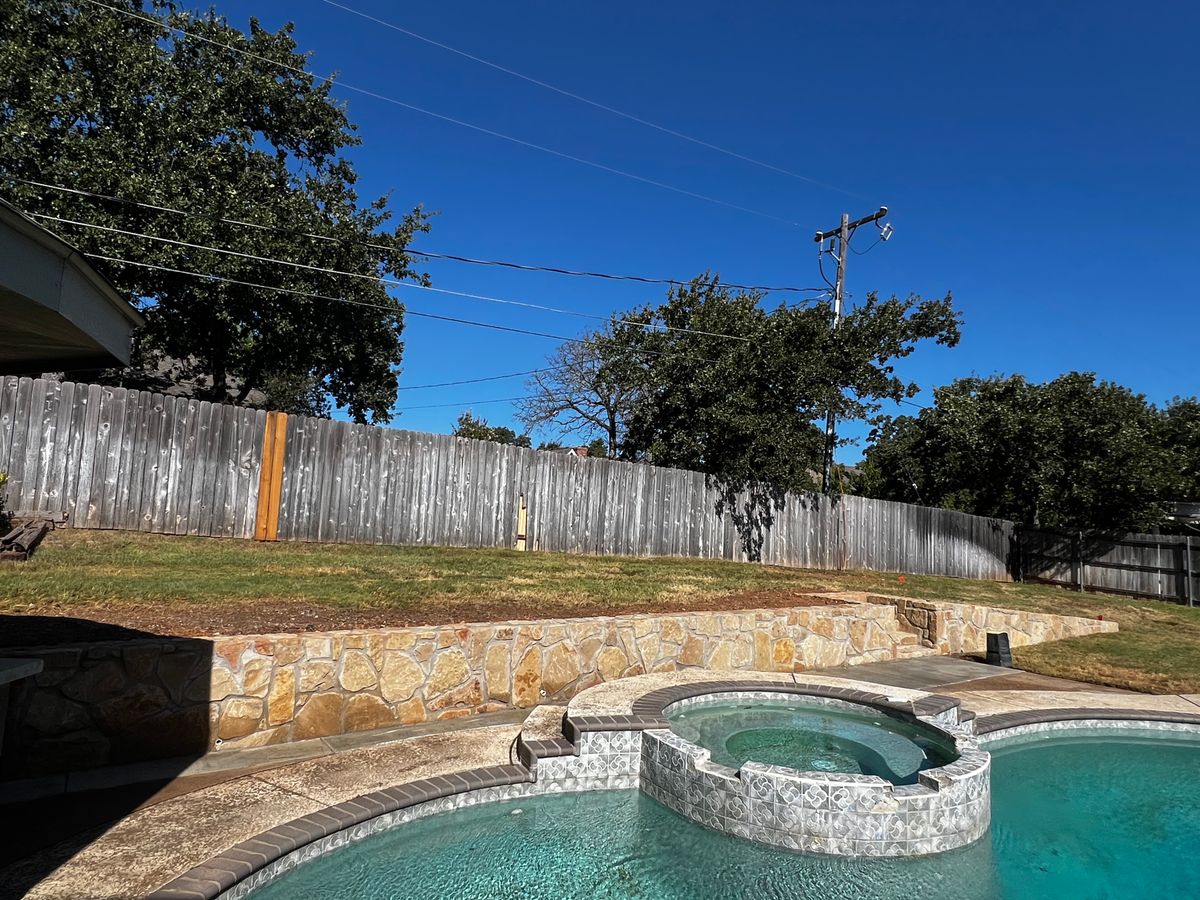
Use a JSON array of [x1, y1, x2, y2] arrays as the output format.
[[1019, 527, 1198, 604], [0, 376, 1040, 585]]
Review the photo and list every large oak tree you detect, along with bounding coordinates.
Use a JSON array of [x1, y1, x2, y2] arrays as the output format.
[[0, 0, 428, 422], [522, 274, 960, 556], [856, 373, 1179, 531]]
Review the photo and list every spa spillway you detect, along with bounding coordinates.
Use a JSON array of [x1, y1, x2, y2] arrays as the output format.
[[639, 689, 990, 857]]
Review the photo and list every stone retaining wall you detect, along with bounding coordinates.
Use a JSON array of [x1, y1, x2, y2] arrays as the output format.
[[874, 594, 1117, 653], [1, 597, 1114, 777]]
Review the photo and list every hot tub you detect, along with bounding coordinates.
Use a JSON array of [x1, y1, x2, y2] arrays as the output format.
[[640, 689, 990, 856]]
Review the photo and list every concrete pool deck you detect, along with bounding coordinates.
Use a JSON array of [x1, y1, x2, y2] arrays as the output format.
[[6, 659, 1200, 900]]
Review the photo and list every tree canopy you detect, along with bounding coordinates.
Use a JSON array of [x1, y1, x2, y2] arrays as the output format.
[[1159, 397, 1200, 503], [856, 373, 1187, 532], [521, 274, 959, 555], [0, 0, 428, 422], [615, 276, 958, 553], [453, 412, 532, 448]]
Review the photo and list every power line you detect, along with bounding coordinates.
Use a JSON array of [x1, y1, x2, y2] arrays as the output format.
[[850, 235, 884, 256], [30, 212, 756, 343], [80, 252, 589, 342], [6, 177, 826, 294], [409, 249, 825, 295], [76, 254, 745, 373], [79, 0, 797, 226], [397, 395, 532, 411], [66, 251, 839, 416], [79, 252, 748, 413], [319, 0, 858, 199], [398, 367, 564, 390], [812, 206, 891, 494]]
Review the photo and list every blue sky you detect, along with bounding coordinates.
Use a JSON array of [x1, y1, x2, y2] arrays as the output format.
[[220, 0, 1197, 461]]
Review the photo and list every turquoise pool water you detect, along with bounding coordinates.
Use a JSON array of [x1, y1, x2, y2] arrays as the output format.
[[668, 700, 958, 784], [253, 728, 1200, 900]]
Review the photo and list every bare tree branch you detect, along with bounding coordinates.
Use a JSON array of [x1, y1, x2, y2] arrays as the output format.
[[516, 328, 638, 456]]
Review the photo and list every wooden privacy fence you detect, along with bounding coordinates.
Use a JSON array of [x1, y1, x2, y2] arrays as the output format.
[[2, 375, 1016, 579], [1018, 527, 1198, 606], [0, 377, 266, 538]]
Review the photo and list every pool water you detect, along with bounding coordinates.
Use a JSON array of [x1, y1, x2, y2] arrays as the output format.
[[668, 701, 958, 784], [253, 729, 1200, 900]]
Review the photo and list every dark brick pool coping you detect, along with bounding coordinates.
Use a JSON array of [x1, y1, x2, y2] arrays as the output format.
[[147, 682, 1199, 899], [974, 706, 1200, 735]]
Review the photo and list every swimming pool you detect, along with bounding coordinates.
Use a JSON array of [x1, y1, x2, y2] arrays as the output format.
[[250, 727, 1200, 899]]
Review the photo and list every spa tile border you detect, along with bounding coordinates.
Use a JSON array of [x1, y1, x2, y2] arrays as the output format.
[[547, 682, 974, 761], [637, 687, 989, 857], [975, 706, 1200, 735], [626, 680, 972, 728]]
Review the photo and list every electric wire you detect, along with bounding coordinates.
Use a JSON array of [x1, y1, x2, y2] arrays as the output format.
[[7, 177, 826, 294], [80, 252, 587, 343], [31, 212, 757, 343], [77, 254, 741, 370], [78, 251, 736, 411], [850, 235, 884, 256], [817, 246, 836, 291], [406, 248, 827, 295], [396, 395, 532, 411], [318, 0, 858, 198], [79, 0, 798, 226], [397, 367, 564, 390]]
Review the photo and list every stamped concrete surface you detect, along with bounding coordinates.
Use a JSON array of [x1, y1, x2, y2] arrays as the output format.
[[7, 659, 1199, 900], [4, 723, 522, 900]]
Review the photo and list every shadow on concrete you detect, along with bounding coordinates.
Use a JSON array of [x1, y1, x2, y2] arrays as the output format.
[[0, 615, 214, 899]]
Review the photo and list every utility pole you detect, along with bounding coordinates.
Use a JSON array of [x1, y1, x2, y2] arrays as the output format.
[[814, 206, 890, 494]]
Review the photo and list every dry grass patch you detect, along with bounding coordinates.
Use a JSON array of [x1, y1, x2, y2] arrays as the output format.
[[3, 530, 1199, 694]]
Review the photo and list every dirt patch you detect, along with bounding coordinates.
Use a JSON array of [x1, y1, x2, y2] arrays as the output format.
[[0, 591, 844, 647]]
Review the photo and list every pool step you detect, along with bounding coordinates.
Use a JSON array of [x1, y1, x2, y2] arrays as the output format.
[[515, 704, 575, 768]]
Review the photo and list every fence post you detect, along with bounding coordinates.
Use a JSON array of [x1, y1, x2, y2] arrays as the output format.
[[1187, 536, 1195, 608], [1011, 523, 1023, 583], [253, 411, 288, 542], [1072, 531, 1084, 592]]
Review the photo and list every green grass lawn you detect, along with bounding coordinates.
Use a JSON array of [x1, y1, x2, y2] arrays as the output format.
[[3, 530, 1198, 694]]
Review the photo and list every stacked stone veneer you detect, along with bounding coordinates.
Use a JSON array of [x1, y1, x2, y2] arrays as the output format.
[[875, 594, 1117, 653], [2, 597, 1112, 777], [641, 692, 991, 857]]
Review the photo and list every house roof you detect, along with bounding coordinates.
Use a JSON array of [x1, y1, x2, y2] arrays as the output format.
[[0, 198, 144, 374]]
